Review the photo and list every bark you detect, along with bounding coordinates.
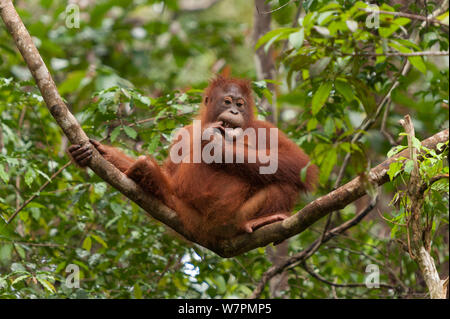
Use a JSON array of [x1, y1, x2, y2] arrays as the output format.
[[253, 0, 277, 123]]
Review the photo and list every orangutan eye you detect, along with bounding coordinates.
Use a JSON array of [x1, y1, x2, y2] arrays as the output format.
[[224, 97, 232, 105], [236, 99, 244, 107]]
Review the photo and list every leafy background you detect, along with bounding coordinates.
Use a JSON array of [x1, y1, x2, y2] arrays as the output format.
[[0, 0, 448, 298]]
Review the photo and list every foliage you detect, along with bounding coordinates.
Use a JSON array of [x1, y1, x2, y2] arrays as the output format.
[[0, 0, 448, 298]]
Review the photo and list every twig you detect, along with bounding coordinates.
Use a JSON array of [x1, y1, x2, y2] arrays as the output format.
[[6, 160, 72, 224], [0, 240, 74, 249], [418, 174, 449, 194]]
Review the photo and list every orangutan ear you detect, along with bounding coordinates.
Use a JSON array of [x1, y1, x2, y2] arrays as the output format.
[[204, 96, 209, 105]]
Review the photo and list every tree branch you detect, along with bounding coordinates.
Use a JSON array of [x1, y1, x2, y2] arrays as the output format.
[[0, 0, 190, 240], [222, 128, 448, 257], [359, 8, 449, 27], [345, 51, 449, 57]]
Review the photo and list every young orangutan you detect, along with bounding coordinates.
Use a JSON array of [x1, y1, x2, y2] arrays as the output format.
[[69, 76, 318, 245]]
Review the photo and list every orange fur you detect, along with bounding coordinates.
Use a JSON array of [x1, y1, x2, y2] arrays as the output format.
[[95, 77, 318, 245]]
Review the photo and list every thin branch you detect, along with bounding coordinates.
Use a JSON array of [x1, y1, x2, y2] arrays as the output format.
[[178, 0, 221, 12], [249, 198, 378, 298], [258, 0, 295, 14], [359, 8, 449, 27], [335, 59, 410, 187], [418, 174, 449, 195], [6, 160, 72, 224]]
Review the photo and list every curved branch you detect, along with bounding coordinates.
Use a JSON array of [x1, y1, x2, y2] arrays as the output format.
[[0, 0, 190, 240], [219, 128, 448, 257], [1, 0, 448, 259]]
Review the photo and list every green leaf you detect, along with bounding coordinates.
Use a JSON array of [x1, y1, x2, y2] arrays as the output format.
[[0, 244, 13, 264], [307, 117, 318, 131], [93, 182, 107, 197], [58, 70, 86, 95], [311, 81, 332, 115], [348, 79, 376, 115], [0, 163, 9, 183], [123, 126, 138, 139], [309, 57, 331, 78], [437, 11, 449, 25], [411, 136, 422, 150], [346, 20, 358, 32], [215, 275, 227, 295], [313, 26, 330, 37], [388, 41, 426, 74]]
